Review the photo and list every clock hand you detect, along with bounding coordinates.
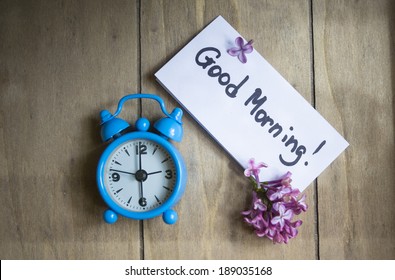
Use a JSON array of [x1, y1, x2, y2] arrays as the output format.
[[147, 170, 162, 175], [138, 141, 142, 170], [109, 169, 135, 175], [139, 181, 144, 200]]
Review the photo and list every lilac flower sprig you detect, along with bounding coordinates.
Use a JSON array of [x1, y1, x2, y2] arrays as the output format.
[[227, 37, 254, 63], [242, 158, 308, 244]]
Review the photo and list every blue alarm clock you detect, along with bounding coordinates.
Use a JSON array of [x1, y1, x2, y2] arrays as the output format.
[[96, 94, 187, 225]]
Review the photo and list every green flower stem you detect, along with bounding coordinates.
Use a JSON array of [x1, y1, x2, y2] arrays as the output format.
[[248, 177, 273, 210]]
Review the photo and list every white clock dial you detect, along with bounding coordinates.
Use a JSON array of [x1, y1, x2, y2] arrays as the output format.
[[104, 139, 176, 212]]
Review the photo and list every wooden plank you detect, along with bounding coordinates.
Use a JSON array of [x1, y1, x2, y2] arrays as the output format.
[[313, 0, 395, 259], [140, 0, 316, 259], [0, 0, 140, 259]]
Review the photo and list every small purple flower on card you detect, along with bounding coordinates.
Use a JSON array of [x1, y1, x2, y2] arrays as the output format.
[[227, 37, 254, 63]]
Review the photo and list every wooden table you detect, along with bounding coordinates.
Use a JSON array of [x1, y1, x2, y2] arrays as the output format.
[[1, 0, 394, 260]]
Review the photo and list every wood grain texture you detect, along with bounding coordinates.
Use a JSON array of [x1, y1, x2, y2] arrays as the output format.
[[1, 0, 393, 260], [140, 0, 316, 259], [0, 0, 141, 259], [313, 0, 395, 259]]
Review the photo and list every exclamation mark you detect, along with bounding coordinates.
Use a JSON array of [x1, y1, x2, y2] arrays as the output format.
[[304, 140, 327, 166], [313, 140, 327, 155]]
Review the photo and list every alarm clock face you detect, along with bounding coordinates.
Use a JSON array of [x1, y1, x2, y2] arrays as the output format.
[[103, 139, 177, 212]]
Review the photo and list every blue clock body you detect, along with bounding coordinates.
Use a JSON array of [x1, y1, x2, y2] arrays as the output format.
[[96, 94, 187, 225]]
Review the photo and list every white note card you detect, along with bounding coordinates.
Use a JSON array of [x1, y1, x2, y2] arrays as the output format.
[[155, 16, 349, 192]]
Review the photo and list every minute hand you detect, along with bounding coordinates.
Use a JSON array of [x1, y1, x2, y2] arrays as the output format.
[[109, 169, 135, 175]]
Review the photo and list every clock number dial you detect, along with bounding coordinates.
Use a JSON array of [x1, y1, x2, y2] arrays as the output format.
[[165, 170, 172, 179], [138, 197, 147, 207], [104, 139, 177, 212], [111, 173, 120, 182], [136, 143, 147, 155]]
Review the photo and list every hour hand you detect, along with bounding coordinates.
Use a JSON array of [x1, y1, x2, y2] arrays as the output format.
[[134, 170, 162, 182], [147, 170, 162, 175]]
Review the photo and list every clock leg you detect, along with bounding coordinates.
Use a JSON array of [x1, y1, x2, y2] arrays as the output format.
[[103, 209, 118, 224], [162, 209, 178, 225]]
